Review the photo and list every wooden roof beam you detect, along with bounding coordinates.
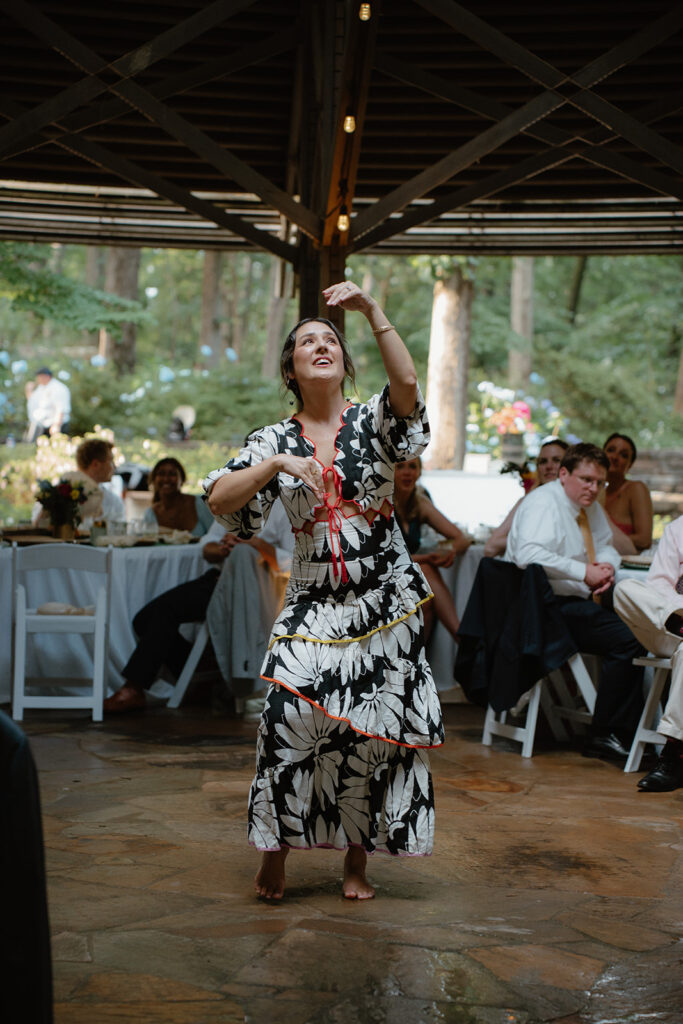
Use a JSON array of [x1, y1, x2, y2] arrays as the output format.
[[0, 0, 258, 159], [0, 0, 320, 240], [417, 0, 683, 176], [320, 0, 380, 247], [352, 1, 683, 242], [0, 96, 296, 262]]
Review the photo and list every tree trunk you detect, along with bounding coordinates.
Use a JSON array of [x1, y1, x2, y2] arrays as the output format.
[[82, 246, 103, 350], [262, 258, 291, 378], [235, 253, 255, 360], [568, 255, 588, 323], [674, 344, 683, 417], [424, 267, 473, 470], [199, 250, 223, 368], [508, 256, 533, 388], [99, 246, 140, 374]]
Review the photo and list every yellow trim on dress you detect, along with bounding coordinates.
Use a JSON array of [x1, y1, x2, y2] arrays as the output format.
[[267, 593, 434, 650]]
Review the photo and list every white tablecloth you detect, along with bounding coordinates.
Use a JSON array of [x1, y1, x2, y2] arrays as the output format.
[[426, 544, 485, 692], [0, 542, 207, 701]]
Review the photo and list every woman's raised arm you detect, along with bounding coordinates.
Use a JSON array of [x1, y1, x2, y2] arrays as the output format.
[[323, 281, 417, 417]]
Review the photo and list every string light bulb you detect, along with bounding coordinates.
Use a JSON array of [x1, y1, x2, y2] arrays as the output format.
[[343, 114, 356, 133], [359, 3, 371, 20], [337, 206, 350, 233]]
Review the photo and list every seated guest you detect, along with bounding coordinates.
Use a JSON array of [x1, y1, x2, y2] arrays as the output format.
[[484, 437, 569, 557], [104, 499, 293, 712], [614, 516, 683, 791], [142, 456, 214, 536], [505, 442, 644, 760], [32, 437, 125, 527], [602, 432, 653, 553], [394, 456, 472, 642]]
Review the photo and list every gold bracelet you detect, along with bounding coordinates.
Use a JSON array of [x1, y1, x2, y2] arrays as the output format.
[[372, 324, 395, 335]]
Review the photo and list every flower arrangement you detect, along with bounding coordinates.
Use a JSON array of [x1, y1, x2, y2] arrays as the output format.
[[35, 477, 89, 528], [487, 399, 531, 435], [467, 381, 567, 459]]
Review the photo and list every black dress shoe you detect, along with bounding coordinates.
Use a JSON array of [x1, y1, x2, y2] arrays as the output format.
[[582, 732, 630, 761], [637, 752, 683, 792]]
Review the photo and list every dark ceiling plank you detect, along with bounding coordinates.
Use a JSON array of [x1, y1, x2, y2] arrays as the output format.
[[349, 149, 572, 252], [350, 89, 567, 241], [353, 1, 683, 241], [376, 52, 683, 198], [417, 0, 683, 175], [0, 0, 257, 159], [62, 24, 302, 137], [0, 0, 320, 239], [0, 95, 296, 262], [321, 0, 381, 246]]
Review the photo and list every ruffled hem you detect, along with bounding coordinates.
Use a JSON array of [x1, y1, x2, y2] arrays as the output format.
[[261, 673, 444, 750]]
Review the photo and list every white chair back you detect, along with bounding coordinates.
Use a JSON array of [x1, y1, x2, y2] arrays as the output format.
[[11, 542, 113, 722]]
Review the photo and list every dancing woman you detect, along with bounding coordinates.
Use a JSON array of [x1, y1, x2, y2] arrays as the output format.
[[205, 281, 443, 900]]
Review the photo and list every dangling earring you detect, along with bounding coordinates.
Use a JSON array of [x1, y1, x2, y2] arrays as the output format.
[[287, 377, 301, 405]]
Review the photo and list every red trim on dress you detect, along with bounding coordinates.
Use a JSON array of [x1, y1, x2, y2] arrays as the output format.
[[259, 673, 444, 751]]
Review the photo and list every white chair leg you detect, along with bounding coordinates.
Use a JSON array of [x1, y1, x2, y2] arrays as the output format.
[[92, 589, 106, 722], [624, 664, 669, 773], [539, 682, 570, 742], [520, 682, 542, 758], [167, 622, 209, 708]]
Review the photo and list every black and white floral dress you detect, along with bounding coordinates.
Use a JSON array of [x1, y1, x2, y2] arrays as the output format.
[[203, 385, 444, 857]]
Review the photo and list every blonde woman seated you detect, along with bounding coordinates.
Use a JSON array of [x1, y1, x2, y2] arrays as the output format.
[[394, 457, 472, 642], [602, 432, 653, 554], [484, 437, 568, 558]]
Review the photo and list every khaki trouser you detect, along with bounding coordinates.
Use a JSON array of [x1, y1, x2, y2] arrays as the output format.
[[613, 578, 683, 741]]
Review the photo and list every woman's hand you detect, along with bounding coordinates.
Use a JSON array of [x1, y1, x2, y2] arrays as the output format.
[[276, 454, 325, 502], [322, 280, 376, 315], [416, 550, 456, 569]]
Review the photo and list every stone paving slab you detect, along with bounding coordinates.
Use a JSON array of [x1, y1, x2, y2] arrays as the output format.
[[16, 703, 683, 1023]]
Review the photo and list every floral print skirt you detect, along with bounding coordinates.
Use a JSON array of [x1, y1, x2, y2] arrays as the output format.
[[248, 608, 443, 857]]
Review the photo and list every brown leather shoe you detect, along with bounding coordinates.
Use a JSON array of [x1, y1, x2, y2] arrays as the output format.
[[103, 685, 146, 713]]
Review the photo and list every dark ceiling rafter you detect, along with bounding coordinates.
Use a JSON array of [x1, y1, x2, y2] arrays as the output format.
[[3, 25, 302, 161], [0, 95, 297, 262], [0, 0, 319, 243], [0, 0, 257, 159], [321, 0, 380, 246], [352, 0, 683, 243], [416, 0, 683, 175], [352, 71, 683, 253], [0, 1, 680, 261]]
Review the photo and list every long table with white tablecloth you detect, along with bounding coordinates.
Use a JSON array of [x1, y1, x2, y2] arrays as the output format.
[[0, 542, 207, 702]]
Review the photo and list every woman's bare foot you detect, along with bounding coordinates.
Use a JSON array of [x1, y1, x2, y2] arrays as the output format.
[[342, 846, 375, 900], [255, 848, 288, 899]]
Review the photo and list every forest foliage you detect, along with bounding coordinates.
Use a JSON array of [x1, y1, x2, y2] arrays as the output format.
[[0, 241, 681, 452]]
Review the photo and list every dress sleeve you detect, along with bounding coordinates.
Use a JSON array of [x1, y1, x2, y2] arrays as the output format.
[[366, 384, 430, 462], [202, 426, 281, 538]]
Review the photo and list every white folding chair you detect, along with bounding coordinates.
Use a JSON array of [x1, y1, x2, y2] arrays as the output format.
[[482, 653, 597, 758], [624, 655, 670, 773], [167, 622, 209, 709], [11, 543, 112, 721]]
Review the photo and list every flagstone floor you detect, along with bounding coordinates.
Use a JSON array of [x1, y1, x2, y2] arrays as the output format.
[[21, 701, 683, 1024]]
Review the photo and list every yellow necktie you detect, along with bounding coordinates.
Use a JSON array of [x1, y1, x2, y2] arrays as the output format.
[[577, 508, 596, 563]]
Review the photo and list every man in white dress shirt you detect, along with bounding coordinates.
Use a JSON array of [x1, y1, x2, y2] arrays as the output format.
[[614, 516, 683, 791], [505, 442, 644, 760], [33, 438, 126, 527], [25, 367, 71, 441]]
